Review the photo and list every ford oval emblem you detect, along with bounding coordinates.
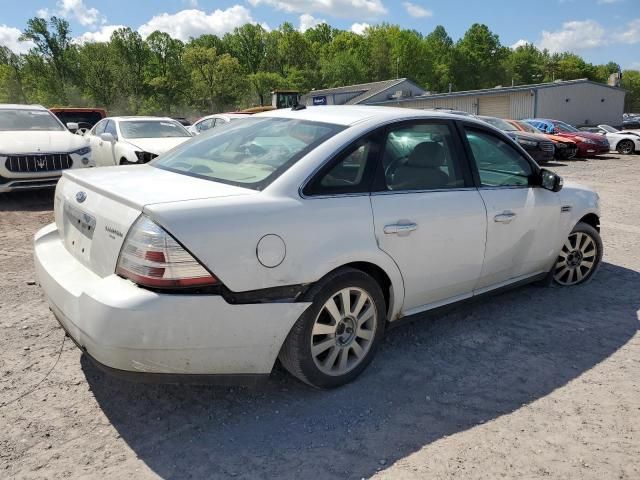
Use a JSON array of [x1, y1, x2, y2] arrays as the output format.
[[76, 191, 87, 203]]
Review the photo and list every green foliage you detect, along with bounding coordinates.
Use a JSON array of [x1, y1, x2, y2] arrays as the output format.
[[621, 70, 640, 112], [0, 16, 636, 116]]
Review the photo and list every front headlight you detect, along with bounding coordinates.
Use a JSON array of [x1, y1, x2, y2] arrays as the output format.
[[72, 146, 92, 156], [517, 138, 538, 147], [576, 137, 596, 144]]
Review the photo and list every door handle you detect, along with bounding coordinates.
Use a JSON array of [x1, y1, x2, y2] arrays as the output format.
[[494, 211, 517, 223], [384, 222, 418, 234]]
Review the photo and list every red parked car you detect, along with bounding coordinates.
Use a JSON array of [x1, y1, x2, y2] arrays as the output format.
[[524, 119, 610, 157]]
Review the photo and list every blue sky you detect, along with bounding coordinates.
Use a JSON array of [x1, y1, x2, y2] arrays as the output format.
[[1, 0, 638, 69]]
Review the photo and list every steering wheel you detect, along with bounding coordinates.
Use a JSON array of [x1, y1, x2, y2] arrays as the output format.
[[384, 155, 409, 185]]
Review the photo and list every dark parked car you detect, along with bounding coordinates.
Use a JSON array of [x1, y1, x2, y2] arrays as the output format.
[[479, 116, 554, 163]]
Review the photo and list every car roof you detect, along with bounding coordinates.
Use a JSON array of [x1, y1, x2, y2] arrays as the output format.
[[0, 104, 47, 111], [254, 105, 482, 126], [107, 116, 178, 122]]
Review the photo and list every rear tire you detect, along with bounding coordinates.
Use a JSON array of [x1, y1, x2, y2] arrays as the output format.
[[279, 268, 386, 388], [552, 222, 602, 286], [617, 139, 634, 155]]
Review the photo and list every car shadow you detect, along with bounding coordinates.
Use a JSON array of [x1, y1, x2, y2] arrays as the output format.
[[83, 261, 639, 479], [0, 189, 55, 212]]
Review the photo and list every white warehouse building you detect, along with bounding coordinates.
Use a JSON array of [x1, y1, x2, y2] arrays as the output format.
[[368, 78, 626, 126]]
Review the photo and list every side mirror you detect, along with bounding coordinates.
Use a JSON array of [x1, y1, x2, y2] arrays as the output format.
[[100, 132, 116, 143], [66, 122, 79, 132], [540, 169, 563, 192]]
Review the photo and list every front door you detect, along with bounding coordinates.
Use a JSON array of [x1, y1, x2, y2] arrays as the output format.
[[462, 126, 561, 291], [370, 120, 487, 314]]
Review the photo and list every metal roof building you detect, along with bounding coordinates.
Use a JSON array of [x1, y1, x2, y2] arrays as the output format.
[[301, 78, 425, 107], [368, 78, 626, 126]]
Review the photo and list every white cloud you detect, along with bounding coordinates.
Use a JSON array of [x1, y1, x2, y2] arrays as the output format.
[[248, 0, 387, 19], [350, 22, 370, 35], [74, 24, 125, 44], [597, 0, 623, 4], [511, 39, 530, 49], [41, 0, 106, 27], [612, 18, 640, 44], [185, 0, 199, 6], [538, 20, 607, 53], [0, 25, 35, 54], [402, 2, 432, 18], [138, 5, 255, 41], [298, 14, 325, 32]]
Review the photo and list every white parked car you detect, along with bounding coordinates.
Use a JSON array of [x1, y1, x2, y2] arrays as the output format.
[[34, 106, 602, 388], [86, 116, 192, 166], [595, 125, 639, 155], [0, 104, 92, 193], [188, 113, 251, 135]]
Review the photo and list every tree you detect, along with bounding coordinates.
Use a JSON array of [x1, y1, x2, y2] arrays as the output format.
[[144, 31, 186, 113], [78, 42, 116, 107], [110, 27, 149, 112], [423, 26, 454, 92], [225, 24, 267, 75], [505, 43, 545, 85], [621, 70, 640, 112], [248, 71, 289, 106], [453, 24, 508, 90], [20, 16, 76, 101], [0, 46, 28, 102]]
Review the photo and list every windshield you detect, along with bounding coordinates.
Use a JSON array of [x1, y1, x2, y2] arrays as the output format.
[[153, 117, 344, 190], [553, 121, 579, 133], [514, 121, 539, 134], [481, 117, 518, 132], [599, 125, 618, 133], [0, 109, 65, 131], [120, 120, 190, 139]]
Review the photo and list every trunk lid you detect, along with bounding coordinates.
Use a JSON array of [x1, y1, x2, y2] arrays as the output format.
[[55, 165, 254, 277]]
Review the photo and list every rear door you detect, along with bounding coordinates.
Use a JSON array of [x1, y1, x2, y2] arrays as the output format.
[[462, 125, 561, 291], [369, 120, 487, 313]]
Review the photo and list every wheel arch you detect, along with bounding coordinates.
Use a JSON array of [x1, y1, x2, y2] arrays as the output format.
[[312, 260, 403, 322], [578, 213, 600, 232]]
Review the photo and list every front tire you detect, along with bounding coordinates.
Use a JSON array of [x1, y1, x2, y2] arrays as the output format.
[[553, 222, 602, 286], [617, 139, 635, 155], [279, 268, 386, 388]]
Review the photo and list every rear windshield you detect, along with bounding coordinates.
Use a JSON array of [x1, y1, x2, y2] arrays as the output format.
[[120, 120, 190, 139], [481, 116, 518, 132], [152, 117, 344, 190], [0, 109, 65, 131], [514, 121, 539, 134]]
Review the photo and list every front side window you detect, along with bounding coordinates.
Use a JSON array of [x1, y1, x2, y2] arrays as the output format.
[[0, 109, 65, 132], [104, 120, 117, 137], [382, 123, 465, 191], [120, 120, 191, 139], [197, 118, 214, 132], [465, 128, 533, 187], [153, 117, 344, 189]]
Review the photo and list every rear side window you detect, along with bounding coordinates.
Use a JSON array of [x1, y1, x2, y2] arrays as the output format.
[[382, 123, 465, 191], [465, 128, 533, 187]]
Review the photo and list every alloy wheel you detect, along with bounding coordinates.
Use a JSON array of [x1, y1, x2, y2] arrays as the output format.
[[554, 232, 598, 285], [310, 287, 377, 376], [617, 140, 634, 155]]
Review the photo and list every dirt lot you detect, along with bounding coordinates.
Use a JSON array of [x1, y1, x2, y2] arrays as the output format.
[[1, 154, 638, 479]]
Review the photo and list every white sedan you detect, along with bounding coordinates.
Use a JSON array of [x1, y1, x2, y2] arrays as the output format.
[[595, 124, 640, 155], [86, 116, 192, 166], [0, 104, 92, 193], [188, 113, 251, 135], [34, 106, 602, 388]]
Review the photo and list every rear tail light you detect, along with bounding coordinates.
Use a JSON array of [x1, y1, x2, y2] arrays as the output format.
[[116, 215, 217, 289]]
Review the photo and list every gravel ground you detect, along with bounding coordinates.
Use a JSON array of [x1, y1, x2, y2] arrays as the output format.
[[1, 154, 638, 479]]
